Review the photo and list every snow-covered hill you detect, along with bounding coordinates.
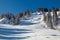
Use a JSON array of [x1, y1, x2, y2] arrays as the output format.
[[0, 12, 60, 40]]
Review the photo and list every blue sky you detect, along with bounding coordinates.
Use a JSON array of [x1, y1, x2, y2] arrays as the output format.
[[0, 0, 60, 14]]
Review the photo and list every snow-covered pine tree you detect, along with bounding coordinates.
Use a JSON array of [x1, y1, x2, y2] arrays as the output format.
[[43, 13, 46, 22], [15, 14, 20, 25], [46, 10, 52, 28], [47, 10, 54, 29], [52, 8, 58, 29], [10, 18, 15, 25], [43, 8, 48, 23], [4, 13, 15, 24], [5, 13, 14, 20]]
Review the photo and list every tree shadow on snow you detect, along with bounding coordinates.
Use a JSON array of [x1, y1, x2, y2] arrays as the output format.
[[0, 36, 30, 40], [0, 28, 31, 39], [20, 21, 37, 25]]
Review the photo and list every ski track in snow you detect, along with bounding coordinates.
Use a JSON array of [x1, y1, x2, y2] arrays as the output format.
[[0, 12, 60, 40]]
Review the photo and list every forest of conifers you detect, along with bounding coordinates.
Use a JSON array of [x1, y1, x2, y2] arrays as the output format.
[[0, 8, 59, 26]]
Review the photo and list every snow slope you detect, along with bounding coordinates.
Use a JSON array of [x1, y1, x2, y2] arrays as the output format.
[[0, 18, 10, 24], [0, 12, 60, 40]]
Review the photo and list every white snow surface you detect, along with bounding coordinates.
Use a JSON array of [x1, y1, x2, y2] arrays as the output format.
[[0, 12, 60, 40]]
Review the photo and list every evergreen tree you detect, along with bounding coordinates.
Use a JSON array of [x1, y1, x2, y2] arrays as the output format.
[[5, 12, 15, 24], [52, 8, 58, 29], [26, 10, 33, 16], [15, 16, 20, 25], [10, 18, 15, 25], [47, 10, 54, 29], [43, 13, 46, 22], [37, 8, 43, 12], [0, 14, 3, 19], [43, 8, 48, 12], [5, 13, 15, 20]]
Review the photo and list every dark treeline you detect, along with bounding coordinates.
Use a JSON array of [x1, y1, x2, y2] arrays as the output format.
[[37, 8, 60, 12], [0, 10, 33, 25]]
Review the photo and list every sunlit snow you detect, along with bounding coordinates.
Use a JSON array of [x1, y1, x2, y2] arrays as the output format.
[[0, 12, 60, 40]]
